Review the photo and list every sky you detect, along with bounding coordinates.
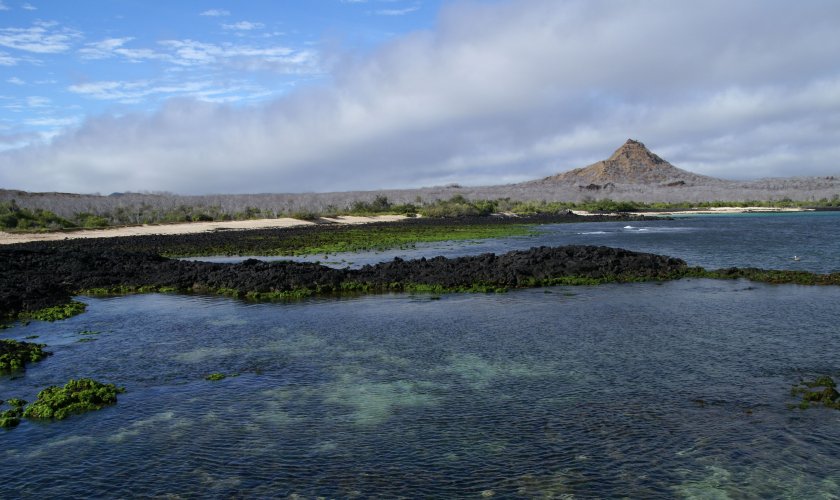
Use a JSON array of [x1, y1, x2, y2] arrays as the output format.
[[0, 0, 838, 195]]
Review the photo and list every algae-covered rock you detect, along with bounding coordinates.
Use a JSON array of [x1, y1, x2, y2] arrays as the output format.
[[0, 339, 52, 373], [22, 300, 87, 321], [22, 378, 125, 420], [0, 398, 27, 428], [791, 375, 840, 410]]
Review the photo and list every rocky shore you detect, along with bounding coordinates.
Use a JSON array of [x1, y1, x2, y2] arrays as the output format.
[[0, 238, 685, 319]]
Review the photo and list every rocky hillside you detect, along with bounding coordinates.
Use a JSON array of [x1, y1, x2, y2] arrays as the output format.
[[539, 139, 718, 187]]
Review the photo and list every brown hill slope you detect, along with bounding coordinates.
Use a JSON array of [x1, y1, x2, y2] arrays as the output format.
[[539, 139, 719, 186]]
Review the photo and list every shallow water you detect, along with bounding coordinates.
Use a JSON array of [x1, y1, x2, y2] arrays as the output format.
[[190, 211, 840, 274], [3, 279, 840, 497], [3, 212, 840, 497]]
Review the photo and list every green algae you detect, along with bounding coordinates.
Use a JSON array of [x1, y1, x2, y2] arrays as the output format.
[[205, 373, 227, 381], [681, 267, 840, 286], [20, 301, 87, 322], [162, 223, 536, 258], [790, 375, 840, 410], [22, 378, 125, 420], [0, 398, 27, 428], [80, 285, 179, 296], [0, 339, 52, 373]]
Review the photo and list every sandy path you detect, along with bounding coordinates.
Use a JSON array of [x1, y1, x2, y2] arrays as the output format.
[[0, 215, 410, 245]]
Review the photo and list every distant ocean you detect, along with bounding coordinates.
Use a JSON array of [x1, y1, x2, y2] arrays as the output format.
[[3, 212, 839, 498]]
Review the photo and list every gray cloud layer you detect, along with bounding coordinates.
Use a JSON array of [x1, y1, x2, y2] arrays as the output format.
[[2, 0, 839, 194]]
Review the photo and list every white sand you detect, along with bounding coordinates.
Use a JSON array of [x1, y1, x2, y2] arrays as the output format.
[[629, 207, 813, 216], [570, 207, 812, 216], [0, 215, 411, 245]]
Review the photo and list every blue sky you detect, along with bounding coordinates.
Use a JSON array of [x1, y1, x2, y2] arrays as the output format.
[[1, 0, 839, 194], [1, 0, 440, 142]]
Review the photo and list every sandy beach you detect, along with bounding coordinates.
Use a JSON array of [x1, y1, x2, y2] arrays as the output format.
[[0, 215, 410, 245], [628, 207, 814, 216]]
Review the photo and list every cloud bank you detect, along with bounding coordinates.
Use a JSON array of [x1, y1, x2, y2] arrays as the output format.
[[2, 0, 839, 194]]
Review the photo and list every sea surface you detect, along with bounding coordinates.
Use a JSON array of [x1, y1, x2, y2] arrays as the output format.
[[191, 211, 840, 274], [2, 212, 840, 498]]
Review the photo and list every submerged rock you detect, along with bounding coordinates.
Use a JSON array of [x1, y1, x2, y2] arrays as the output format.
[[22, 378, 125, 420], [791, 376, 840, 410], [0, 339, 52, 373]]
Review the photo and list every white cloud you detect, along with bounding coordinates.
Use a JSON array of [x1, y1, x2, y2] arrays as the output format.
[[2, 0, 840, 194], [77, 36, 319, 75], [0, 1, 8, 10], [25, 95, 49, 107], [159, 39, 320, 74], [79, 37, 170, 63], [25, 116, 81, 128], [0, 21, 82, 53], [67, 78, 269, 105], [78, 37, 135, 59], [0, 51, 18, 65], [21, 2, 36, 10], [222, 21, 265, 31], [374, 5, 419, 16], [200, 9, 230, 17], [6, 76, 24, 85]]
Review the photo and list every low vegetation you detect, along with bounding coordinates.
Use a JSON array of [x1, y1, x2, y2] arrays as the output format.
[[3, 193, 838, 232]]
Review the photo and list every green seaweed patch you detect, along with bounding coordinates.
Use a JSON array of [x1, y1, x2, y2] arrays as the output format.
[[162, 223, 536, 258], [790, 376, 840, 410], [0, 339, 52, 373], [20, 301, 87, 322], [80, 285, 179, 296], [0, 398, 27, 428], [682, 267, 840, 286], [205, 372, 227, 381], [22, 378, 125, 420], [204, 274, 679, 304], [78, 330, 101, 336]]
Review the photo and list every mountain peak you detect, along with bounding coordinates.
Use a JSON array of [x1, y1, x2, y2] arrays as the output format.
[[606, 139, 666, 166], [539, 139, 711, 186]]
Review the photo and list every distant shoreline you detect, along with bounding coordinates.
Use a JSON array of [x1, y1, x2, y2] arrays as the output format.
[[1, 207, 831, 245], [628, 206, 816, 217], [568, 206, 816, 217], [0, 215, 409, 245]]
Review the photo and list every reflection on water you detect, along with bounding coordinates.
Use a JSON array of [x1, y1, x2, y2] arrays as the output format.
[[3, 280, 840, 497]]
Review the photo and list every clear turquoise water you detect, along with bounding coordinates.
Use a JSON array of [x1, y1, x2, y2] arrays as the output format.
[[2, 213, 840, 498]]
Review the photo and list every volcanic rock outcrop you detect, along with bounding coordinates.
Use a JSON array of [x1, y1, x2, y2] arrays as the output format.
[[0, 242, 687, 318], [540, 139, 715, 188]]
